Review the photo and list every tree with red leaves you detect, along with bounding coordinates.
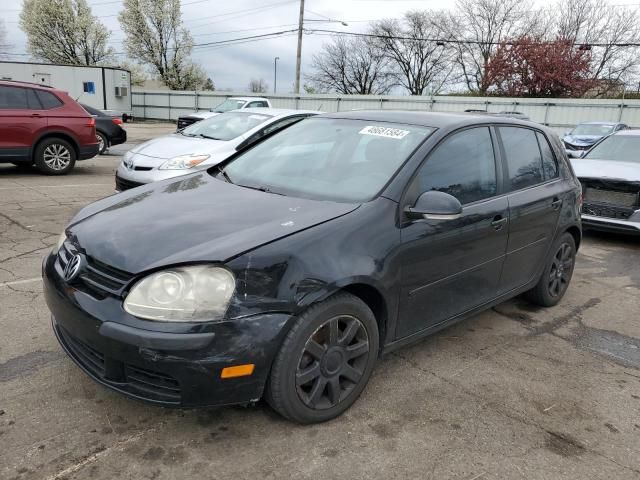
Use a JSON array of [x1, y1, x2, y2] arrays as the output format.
[[485, 38, 596, 97]]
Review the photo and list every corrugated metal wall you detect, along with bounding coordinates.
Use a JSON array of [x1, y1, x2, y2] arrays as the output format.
[[132, 90, 640, 133]]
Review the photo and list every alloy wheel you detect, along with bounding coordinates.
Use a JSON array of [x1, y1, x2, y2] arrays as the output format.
[[43, 144, 71, 171], [296, 315, 370, 410], [96, 134, 105, 153], [548, 242, 574, 298]]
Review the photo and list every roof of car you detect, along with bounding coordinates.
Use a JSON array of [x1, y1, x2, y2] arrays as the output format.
[[320, 110, 539, 130], [577, 121, 620, 126], [0, 79, 59, 91], [237, 107, 322, 116], [228, 96, 270, 101]]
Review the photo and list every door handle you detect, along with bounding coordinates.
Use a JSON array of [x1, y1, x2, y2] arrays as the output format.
[[491, 215, 508, 230], [551, 197, 562, 210], [31, 113, 42, 117]]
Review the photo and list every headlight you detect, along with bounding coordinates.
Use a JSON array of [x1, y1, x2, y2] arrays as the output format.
[[159, 154, 210, 170], [123, 265, 235, 322], [53, 231, 66, 253]]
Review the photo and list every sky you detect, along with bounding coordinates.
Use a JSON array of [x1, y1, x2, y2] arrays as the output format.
[[1, 0, 639, 92]]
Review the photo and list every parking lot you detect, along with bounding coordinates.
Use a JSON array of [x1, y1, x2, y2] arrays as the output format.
[[1, 122, 639, 480]]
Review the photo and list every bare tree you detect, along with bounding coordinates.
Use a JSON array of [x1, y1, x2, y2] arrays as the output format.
[[20, 0, 113, 65], [371, 11, 456, 95], [555, 0, 640, 96], [119, 0, 206, 90], [118, 60, 148, 86], [444, 0, 538, 94], [248, 78, 268, 93], [0, 20, 12, 59], [307, 35, 394, 94]]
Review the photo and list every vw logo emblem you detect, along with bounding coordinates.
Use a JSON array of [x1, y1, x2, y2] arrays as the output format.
[[63, 254, 83, 282]]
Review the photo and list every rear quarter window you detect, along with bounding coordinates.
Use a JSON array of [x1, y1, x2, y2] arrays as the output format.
[[35, 90, 63, 109]]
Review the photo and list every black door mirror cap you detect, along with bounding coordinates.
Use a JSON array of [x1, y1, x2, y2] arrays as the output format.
[[405, 190, 463, 221]]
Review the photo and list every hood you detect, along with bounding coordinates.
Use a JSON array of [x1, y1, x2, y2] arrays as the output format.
[[67, 173, 359, 273], [129, 134, 228, 163], [570, 158, 640, 183], [563, 134, 602, 146]]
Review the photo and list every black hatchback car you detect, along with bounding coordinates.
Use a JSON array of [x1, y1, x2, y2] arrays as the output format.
[[43, 111, 582, 423]]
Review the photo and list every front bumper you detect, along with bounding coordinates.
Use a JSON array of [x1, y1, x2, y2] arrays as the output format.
[[115, 161, 193, 191], [43, 253, 292, 407], [581, 214, 640, 235]]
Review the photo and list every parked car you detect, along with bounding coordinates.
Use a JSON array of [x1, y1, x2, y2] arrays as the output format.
[[81, 104, 127, 155], [115, 108, 319, 191], [44, 111, 581, 423], [0, 80, 99, 174], [177, 97, 272, 130], [563, 122, 627, 158], [571, 129, 640, 235]]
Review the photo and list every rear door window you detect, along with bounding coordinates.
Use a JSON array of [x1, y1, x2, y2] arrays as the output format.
[[0, 86, 29, 109], [536, 132, 558, 180], [413, 127, 497, 205], [498, 127, 545, 191]]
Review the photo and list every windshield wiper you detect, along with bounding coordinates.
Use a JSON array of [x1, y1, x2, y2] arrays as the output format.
[[197, 133, 222, 140], [217, 167, 234, 184], [238, 184, 284, 196]]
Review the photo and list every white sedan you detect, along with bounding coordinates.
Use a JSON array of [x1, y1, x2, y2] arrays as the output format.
[[115, 108, 319, 192]]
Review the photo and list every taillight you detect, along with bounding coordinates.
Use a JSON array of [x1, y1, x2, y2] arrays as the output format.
[[87, 117, 96, 127], [112, 117, 123, 125]]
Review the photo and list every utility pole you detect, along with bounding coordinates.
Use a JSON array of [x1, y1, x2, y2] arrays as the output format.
[[294, 0, 305, 94], [274, 57, 279, 94]]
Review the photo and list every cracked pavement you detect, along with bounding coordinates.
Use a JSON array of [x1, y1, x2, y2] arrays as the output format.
[[1, 122, 639, 480]]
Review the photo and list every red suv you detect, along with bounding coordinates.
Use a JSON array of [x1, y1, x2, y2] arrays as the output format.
[[0, 80, 99, 175]]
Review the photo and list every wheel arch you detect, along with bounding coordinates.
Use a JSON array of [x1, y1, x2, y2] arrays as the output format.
[[340, 283, 388, 355], [32, 132, 80, 160], [565, 225, 582, 250]]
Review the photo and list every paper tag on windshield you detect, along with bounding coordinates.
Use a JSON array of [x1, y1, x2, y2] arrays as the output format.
[[359, 125, 409, 139]]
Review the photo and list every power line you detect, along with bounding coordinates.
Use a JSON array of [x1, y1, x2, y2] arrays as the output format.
[[305, 27, 640, 47]]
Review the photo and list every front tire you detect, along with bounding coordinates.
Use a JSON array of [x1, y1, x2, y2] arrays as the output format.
[[524, 232, 576, 307], [266, 293, 379, 423], [34, 138, 76, 175]]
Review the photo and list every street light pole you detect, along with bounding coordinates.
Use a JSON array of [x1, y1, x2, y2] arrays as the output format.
[[294, 0, 305, 94], [274, 57, 279, 94]]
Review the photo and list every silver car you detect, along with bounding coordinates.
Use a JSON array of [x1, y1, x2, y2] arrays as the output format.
[[116, 108, 319, 191], [571, 129, 640, 235]]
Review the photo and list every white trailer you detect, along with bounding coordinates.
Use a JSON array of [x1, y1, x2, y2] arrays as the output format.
[[0, 61, 133, 120]]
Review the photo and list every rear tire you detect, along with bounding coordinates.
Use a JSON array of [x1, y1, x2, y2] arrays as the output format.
[[266, 292, 379, 424], [524, 232, 576, 307], [34, 138, 76, 175]]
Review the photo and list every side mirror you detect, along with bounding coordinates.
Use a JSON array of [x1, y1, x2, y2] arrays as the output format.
[[404, 191, 462, 221]]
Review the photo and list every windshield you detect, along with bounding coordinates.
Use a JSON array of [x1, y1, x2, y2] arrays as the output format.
[[182, 111, 272, 141], [213, 99, 247, 113], [222, 117, 434, 202], [571, 124, 614, 136], [584, 135, 640, 163]]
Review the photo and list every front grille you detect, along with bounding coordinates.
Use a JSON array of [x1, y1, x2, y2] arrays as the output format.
[[565, 142, 591, 151], [177, 116, 201, 130], [57, 241, 134, 297], [115, 175, 144, 191], [125, 365, 182, 402], [59, 327, 105, 376], [580, 179, 639, 220], [58, 326, 182, 404], [584, 188, 637, 207]]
